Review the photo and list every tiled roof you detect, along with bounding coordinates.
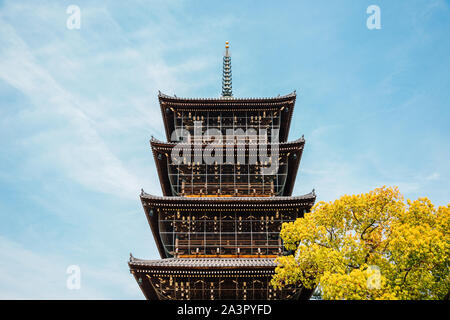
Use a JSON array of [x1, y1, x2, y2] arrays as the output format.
[[140, 191, 316, 203], [129, 257, 277, 268], [158, 91, 296, 102], [149, 136, 305, 149]]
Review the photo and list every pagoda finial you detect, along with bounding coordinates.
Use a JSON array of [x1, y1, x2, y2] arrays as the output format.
[[221, 41, 233, 97]]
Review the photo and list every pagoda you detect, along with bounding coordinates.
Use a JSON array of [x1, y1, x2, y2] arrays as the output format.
[[129, 42, 316, 300]]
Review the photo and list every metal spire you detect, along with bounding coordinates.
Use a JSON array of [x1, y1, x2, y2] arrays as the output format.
[[221, 41, 233, 97]]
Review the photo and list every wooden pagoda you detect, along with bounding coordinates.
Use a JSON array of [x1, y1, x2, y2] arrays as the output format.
[[129, 42, 316, 300]]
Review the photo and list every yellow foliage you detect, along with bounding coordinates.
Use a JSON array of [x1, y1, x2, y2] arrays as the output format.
[[271, 186, 450, 300]]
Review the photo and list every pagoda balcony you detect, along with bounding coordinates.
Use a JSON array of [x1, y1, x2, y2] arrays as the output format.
[[139, 192, 316, 259], [150, 137, 305, 197]]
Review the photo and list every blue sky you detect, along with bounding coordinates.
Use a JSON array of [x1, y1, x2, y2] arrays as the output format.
[[0, 0, 449, 299]]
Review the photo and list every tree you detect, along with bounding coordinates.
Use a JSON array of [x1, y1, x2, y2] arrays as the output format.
[[271, 186, 449, 300]]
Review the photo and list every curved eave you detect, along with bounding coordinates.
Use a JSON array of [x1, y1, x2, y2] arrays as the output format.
[[129, 257, 278, 270], [150, 136, 305, 150], [128, 257, 314, 300], [149, 137, 306, 197], [129, 268, 158, 300], [158, 91, 297, 143], [140, 191, 316, 208], [158, 90, 296, 103]]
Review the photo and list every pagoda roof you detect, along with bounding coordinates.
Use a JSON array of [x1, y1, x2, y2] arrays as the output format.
[[129, 256, 314, 300], [150, 136, 305, 150], [129, 257, 292, 300], [158, 91, 297, 142], [158, 91, 296, 104], [140, 191, 316, 207], [129, 257, 277, 270], [149, 137, 306, 197]]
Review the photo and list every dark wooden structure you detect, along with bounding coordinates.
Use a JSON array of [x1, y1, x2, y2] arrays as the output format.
[[129, 42, 316, 300]]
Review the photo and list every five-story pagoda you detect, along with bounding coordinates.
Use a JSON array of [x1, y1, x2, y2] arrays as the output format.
[[129, 42, 316, 300]]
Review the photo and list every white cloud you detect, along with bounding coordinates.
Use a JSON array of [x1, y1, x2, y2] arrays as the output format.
[[0, 1, 224, 200], [425, 172, 440, 181], [0, 19, 142, 199], [0, 1, 216, 199], [0, 235, 139, 299], [0, 1, 233, 298]]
